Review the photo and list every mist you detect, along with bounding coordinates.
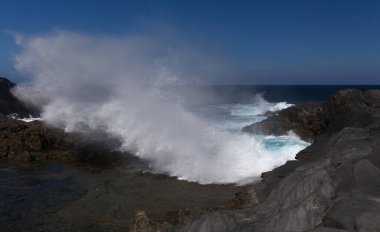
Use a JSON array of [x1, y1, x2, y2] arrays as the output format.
[[12, 30, 308, 184]]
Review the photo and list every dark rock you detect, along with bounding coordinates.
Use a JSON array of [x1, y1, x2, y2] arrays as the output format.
[[3, 78, 380, 232], [311, 228, 348, 232], [136, 186, 259, 229], [243, 89, 380, 143], [0, 113, 130, 166], [242, 102, 326, 142], [68, 134, 128, 167], [323, 196, 380, 231], [0, 114, 71, 162], [254, 160, 304, 202], [221, 186, 259, 209], [353, 159, 380, 196], [242, 116, 291, 137], [325, 89, 380, 133], [0, 77, 38, 117], [130, 211, 157, 232], [177, 211, 240, 232]]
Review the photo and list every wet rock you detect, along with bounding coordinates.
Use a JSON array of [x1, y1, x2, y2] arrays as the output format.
[[242, 102, 326, 142], [0, 164, 88, 232], [69, 134, 128, 166], [0, 114, 71, 162], [0, 114, 130, 166], [243, 89, 380, 142]]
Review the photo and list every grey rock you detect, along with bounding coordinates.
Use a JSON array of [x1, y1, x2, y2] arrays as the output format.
[[323, 196, 380, 231], [176, 89, 380, 232], [311, 227, 348, 232]]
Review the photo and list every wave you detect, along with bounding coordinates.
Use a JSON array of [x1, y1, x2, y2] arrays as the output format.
[[13, 31, 309, 184], [227, 93, 293, 117], [196, 94, 292, 132]]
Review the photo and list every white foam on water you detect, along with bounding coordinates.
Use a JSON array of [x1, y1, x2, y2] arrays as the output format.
[[228, 94, 293, 117], [9, 114, 42, 122]]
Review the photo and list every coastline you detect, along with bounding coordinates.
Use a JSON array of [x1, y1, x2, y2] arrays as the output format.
[[1, 77, 380, 231], [169, 89, 380, 232]]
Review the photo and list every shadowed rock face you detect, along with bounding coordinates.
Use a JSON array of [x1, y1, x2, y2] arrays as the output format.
[[325, 89, 380, 133], [0, 114, 71, 162], [0, 77, 38, 117], [0, 114, 132, 166], [173, 89, 380, 232]]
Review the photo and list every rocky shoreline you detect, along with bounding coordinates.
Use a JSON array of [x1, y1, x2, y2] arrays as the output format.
[[164, 89, 380, 232], [1, 76, 380, 232], [0, 77, 249, 231]]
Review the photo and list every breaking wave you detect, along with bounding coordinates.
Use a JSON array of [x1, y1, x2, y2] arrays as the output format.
[[13, 31, 309, 184]]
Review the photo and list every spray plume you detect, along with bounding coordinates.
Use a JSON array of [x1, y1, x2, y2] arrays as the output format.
[[13, 31, 308, 184]]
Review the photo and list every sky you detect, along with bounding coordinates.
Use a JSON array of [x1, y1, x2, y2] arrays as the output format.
[[0, 0, 380, 84]]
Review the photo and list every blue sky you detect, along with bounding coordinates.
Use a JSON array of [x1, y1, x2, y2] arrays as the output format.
[[1, 0, 380, 84]]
